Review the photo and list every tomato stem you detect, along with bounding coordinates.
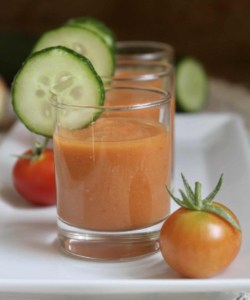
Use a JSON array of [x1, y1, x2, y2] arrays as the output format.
[[32, 137, 50, 158], [194, 182, 202, 209], [166, 174, 241, 232]]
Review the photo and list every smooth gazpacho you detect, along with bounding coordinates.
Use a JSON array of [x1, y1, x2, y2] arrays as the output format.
[[54, 116, 171, 232]]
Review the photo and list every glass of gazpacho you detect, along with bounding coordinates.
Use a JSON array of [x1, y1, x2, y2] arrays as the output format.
[[52, 86, 171, 260]]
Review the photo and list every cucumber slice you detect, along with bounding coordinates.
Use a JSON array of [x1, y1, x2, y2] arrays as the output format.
[[176, 57, 207, 112], [12, 46, 105, 137], [32, 26, 115, 77], [67, 17, 115, 51]]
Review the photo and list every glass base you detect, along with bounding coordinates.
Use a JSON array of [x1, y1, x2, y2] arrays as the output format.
[[57, 219, 162, 261]]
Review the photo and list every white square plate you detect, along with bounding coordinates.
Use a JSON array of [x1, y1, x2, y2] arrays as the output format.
[[0, 113, 249, 299]]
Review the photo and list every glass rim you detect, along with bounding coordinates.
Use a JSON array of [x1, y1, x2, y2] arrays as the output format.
[[50, 86, 171, 111], [102, 60, 173, 82], [116, 40, 174, 61]]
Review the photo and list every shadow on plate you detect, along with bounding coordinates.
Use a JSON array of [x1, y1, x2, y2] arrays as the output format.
[[5, 218, 58, 258], [0, 184, 55, 209]]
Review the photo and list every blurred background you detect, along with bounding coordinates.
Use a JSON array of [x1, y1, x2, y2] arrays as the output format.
[[1, 0, 250, 86], [1, 0, 250, 131]]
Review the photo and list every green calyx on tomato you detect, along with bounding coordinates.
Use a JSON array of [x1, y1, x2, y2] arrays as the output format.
[[18, 137, 51, 162], [166, 174, 241, 232]]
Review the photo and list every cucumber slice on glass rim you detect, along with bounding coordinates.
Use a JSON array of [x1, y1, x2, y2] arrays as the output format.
[[67, 16, 116, 51], [32, 25, 115, 77], [176, 57, 207, 112], [12, 46, 105, 137]]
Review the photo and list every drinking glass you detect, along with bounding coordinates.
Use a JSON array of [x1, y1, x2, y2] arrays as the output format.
[[115, 41, 175, 171], [52, 87, 171, 260], [103, 60, 175, 182], [104, 60, 174, 90], [116, 41, 174, 64]]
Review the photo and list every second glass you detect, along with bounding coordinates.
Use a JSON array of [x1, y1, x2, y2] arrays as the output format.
[[103, 60, 175, 181], [116, 40, 174, 64]]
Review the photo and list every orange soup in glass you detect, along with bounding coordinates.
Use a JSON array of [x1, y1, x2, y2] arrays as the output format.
[[52, 87, 171, 260]]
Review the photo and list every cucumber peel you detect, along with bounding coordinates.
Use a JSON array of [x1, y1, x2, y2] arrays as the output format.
[[67, 16, 116, 51]]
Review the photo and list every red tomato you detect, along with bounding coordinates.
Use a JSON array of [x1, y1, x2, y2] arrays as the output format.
[[160, 202, 242, 278], [12, 148, 56, 206]]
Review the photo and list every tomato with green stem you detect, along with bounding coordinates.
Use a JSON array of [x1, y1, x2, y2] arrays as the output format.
[[12, 138, 56, 206], [160, 174, 242, 278]]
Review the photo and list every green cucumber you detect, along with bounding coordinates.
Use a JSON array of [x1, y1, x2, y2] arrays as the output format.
[[67, 16, 115, 51], [32, 26, 115, 77], [176, 57, 207, 112], [12, 46, 105, 137]]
